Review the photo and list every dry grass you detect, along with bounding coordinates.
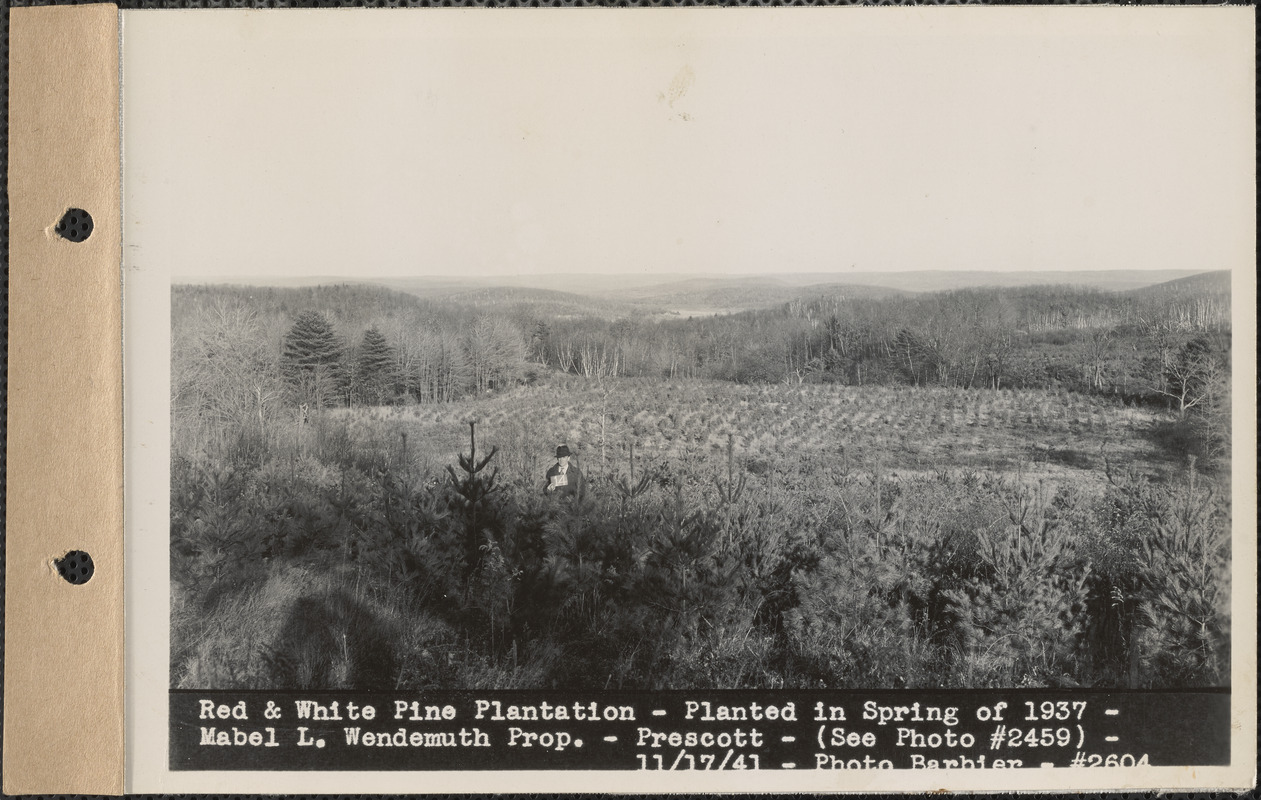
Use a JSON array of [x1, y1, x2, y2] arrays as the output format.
[[172, 378, 1226, 691], [174, 565, 453, 690], [323, 378, 1175, 490]]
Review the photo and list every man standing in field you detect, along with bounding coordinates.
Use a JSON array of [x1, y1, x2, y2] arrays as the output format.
[[544, 444, 584, 499]]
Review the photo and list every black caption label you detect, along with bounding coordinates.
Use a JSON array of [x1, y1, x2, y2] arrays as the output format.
[[171, 690, 1229, 771]]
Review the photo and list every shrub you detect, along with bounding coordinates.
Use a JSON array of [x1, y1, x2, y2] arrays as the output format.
[[171, 380, 1231, 690]]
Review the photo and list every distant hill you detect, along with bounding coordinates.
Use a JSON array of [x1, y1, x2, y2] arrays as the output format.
[[368, 274, 674, 297], [430, 286, 600, 305], [601, 277, 907, 314], [367, 275, 904, 316], [391, 284, 659, 318], [763, 269, 1210, 293], [795, 282, 910, 300], [378, 269, 1205, 296], [600, 277, 798, 312], [186, 267, 1200, 296], [1126, 270, 1230, 298], [1123, 270, 1231, 330], [175, 269, 1221, 318]]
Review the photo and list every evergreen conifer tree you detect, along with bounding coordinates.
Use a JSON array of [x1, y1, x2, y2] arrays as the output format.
[[281, 310, 344, 408], [357, 326, 396, 405]]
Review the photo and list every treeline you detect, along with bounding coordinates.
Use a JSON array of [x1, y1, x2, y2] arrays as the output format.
[[533, 279, 1229, 395], [172, 275, 1230, 449], [172, 285, 528, 442]]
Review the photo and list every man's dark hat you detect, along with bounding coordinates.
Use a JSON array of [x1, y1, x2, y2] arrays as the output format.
[[556, 444, 572, 458]]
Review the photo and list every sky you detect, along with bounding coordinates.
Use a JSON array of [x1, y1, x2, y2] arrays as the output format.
[[122, 7, 1255, 280]]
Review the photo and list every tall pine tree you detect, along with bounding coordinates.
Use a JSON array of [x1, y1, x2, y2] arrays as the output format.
[[356, 326, 396, 406], [281, 310, 344, 408]]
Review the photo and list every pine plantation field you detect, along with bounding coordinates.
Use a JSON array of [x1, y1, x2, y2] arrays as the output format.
[[320, 377, 1178, 491], [172, 373, 1231, 692]]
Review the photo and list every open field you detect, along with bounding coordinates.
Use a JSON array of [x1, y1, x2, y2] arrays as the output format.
[[172, 376, 1229, 693], [323, 377, 1182, 492]]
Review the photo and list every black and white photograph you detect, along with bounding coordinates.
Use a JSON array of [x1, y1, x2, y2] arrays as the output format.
[[168, 264, 1236, 694], [120, 6, 1255, 791]]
